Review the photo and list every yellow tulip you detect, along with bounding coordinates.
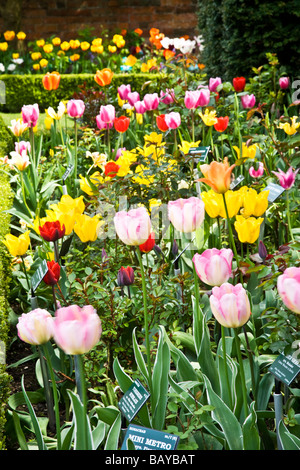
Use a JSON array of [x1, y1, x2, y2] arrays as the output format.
[[33, 64, 40, 71], [69, 39, 80, 49], [4, 30, 15, 41], [201, 189, 242, 219], [0, 42, 8, 52], [74, 214, 102, 242], [199, 109, 218, 126], [278, 116, 300, 136], [240, 187, 269, 217], [44, 116, 53, 130], [17, 31, 26, 40], [125, 55, 137, 66], [52, 37, 61, 46], [234, 215, 263, 244], [36, 39, 45, 48], [60, 41, 70, 51], [3, 230, 30, 257], [79, 171, 104, 195], [178, 140, 201, 155], [43, 44, 53, 53], [40, 59, 48, 68], [12, 53, 19, 59], [80, 41, 90, 51], [108, 45, 117, 53], [31, 52, 42, 61], [233, 142, 258, 160]]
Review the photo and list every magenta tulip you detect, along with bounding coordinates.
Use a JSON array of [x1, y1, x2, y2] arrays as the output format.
[[21, 103, 39, 128], [279, 77, 290, 89], [118, 84, 131, 100], [168, 197, 205, 233], [241, 94, 256, 109], [53, 304, 102, 355], [210, 283, 251, 328], [143, 93, 159, 111], [99, 104, 115, 124], [164, 111, 181, 129], [67, 99, 85, 118], [249, 162, 264, 178], [17, 308, 54, 345], [196, 88, 210, 107], [272, 167, 299, 189], [277, 267, 300, 314], [208, 77, 222, 92], [134, 100, 147, 114], [193, 248, 233, 286], [184, 90, 201, 109], [127, 91, 140, 106], [160, 88, 174, 104], [15, 140, 31, 156], [114, 207, 152, 246], [96, 114, 113, 130]]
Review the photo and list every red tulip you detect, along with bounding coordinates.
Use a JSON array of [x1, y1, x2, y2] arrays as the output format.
[[214, 116, 229, 132], [139, 232, 155, 253], [117, 266, 135, 286], [104, 161, 120, 178], [39, 221, 65, 242], [114, 115, 130, 133], [43, 260, 61, 285], [156, 114, 169, 132], [232, 76, 246, 92]]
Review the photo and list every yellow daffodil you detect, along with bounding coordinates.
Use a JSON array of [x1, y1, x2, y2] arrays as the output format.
[[74, 214, 102, 243], [132, 165, 155, 186], [116, 150, 137, 177], [278, 116, 300, 135], [233, 142, 258, 160], [234, 215, 263, 243], [199, 109, 218, 126], [240, 187, 269, 217], [3, 230, 30, 257]]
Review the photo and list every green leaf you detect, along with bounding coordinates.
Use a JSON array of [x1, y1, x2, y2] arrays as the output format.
[[21, 375, 47, 450], [67, 389, 94, 450], [278, 421, 300, 450], [12, 411, 29, 450], [242, 403, 260, 450], [104, 411, 121, 450], [151, 326, 170, 430], [132, 327, 149, 383]]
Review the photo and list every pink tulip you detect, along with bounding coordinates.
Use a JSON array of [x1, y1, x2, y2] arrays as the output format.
[[160, 88, 174, 104], [279, 77, 290, 89], [96, 114, 113, 130], [164, 111, 181, 129], [241, 94, 256, 109], [249, 162, 264, 178], [118, 84, 131, 100], [15, 140, 31, 156], [193, 248, 233, 286], [127, 91, 140, 106], [53, 304, 102, 355], [208, 77, 222, 92], [196, 88, 210, 107], [134, 100, 147, 114], [114, 207, 152, 246], [210, 283, 251, 328], [21, 103, 39, 128], [67, 99, 85, 118], [272, 167, 298, 189], [277, 267, 300, 314], [168, 197, 205, 233], [17, 308, 54, 345], [184, 90, 200, 109], [143, 93, 159, 111], [99, 104, 115, 124]]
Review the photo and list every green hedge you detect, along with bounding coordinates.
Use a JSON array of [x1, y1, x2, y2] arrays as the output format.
[[0, 72, 166, 114], [0, 116, 14, 450], [197, 0, 300, 80]]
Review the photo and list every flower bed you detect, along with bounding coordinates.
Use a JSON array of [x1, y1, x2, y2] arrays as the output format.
[[0, 36, 299, 451]]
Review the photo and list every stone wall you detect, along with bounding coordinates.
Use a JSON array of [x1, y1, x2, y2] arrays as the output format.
[[0, 0, 199, 41]]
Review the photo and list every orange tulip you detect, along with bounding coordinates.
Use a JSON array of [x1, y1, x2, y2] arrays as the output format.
[[94, 68, 114, 86], [42, 71, 61, 91], [198, 158, 236, 194]]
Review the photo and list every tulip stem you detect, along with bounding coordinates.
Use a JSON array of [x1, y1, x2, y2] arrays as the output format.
[[233, 329, 249, 419], [286, 190, 294, 242], [41, 344, 61, 450], [74, 354, 87, 413], [222, 193, 242, 284], [136, 248, 152, 391], [21, 255, 31, 292], [221, 326, 233, 409], [20, 171, 32, 218], [74, 118, 78, 192]]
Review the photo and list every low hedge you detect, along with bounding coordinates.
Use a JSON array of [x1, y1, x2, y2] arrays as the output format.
[[0, 117, 14, 450], [0, 72, 167, 114]]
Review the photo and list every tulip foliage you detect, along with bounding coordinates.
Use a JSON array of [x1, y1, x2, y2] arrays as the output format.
[[1, 39, 299, 453]]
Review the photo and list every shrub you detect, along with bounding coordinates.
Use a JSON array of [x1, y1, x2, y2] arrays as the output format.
[[0, 72, 166, 113], [197, 0, 300, 80], [0, 115, 14, 157]]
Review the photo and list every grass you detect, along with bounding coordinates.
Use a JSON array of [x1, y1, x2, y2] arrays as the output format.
[[0, 112, 74, 133]]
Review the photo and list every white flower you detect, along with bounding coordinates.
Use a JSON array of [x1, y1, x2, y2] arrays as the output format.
[[160, 37, 174, 49], [179, 39, 195, 55], [7, 63, 16, 71], [0, 63, 5, 73], [12, 58, 24, 65], [47, 101, 66, 120]]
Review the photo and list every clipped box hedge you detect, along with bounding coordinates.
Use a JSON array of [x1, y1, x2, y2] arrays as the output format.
[[0, 72, 166, 114]]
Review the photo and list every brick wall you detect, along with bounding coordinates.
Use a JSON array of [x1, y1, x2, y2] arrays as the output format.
[[0, 0, 199, 41]]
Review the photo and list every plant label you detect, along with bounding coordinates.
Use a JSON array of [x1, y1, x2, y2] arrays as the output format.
[[121, 424, 179, 450], [189, 146, 210, 163], [230, 174, 245, 189], [269, 353, 300, 386], [264, 183, 285, 202], [118, 379, 150, 422], [31, 259, 48, 292], [62, 163, 74, 182]]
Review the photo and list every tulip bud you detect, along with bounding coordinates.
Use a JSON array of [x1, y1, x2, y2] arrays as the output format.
[[43, 260, 61, 285], [117, 266, 134, 286], [279, 77, 290, 89], [17, 308, 54, 345], [39, 220, 65, 242], [277, 267, 300, 314], [210, 283, 251, 328], [258, 241, 268, 261], [193, 248, 233, 286]]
